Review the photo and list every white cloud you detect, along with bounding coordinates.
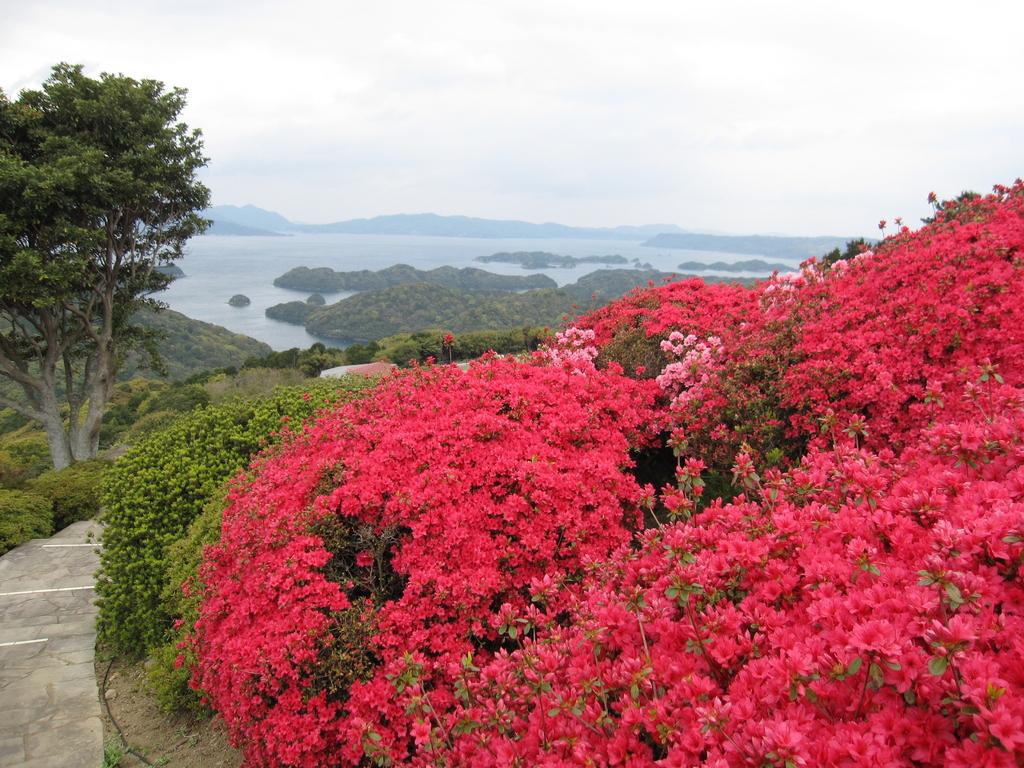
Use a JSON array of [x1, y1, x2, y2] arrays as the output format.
[[2, 0, 1022, 234]]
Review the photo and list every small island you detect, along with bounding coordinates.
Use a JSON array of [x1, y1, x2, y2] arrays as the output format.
[[475, 251, 629, 270], [306, 293, 326, 306], [155, 264, 186, 278], [228, 294, 251, 307]]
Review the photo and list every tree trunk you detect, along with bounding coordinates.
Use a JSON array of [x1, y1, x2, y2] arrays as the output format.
[[39, 398, 73, 470]]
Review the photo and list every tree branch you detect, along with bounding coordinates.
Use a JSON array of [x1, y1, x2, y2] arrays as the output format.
[[0, 345, 43, 391], [61, 300, 100, 344], [0, 393, 44, 423]]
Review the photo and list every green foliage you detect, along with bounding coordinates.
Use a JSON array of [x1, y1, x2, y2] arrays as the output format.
[[264, 300, 313, 325], [101, 737, 126, 768], [28, 459, 109, 530], [0, 407, 29, 434], [0, 428, 52, 488], [371, 327, 549, 365], [306, 283, 576, 342], [596, 323, 668, 379], [0, 63, 210, 467], [120, 308, 272, 381], [123, 411, 182, 443], [202, 367, 310, 403], [100, 378, 210, 448], [822, 238, 871, 267], [191, 343, 349, 384], [147, 501, 223, 713], [0, 489, 53, 554], [341, 341, 380, 365], [274, 263, 555, 292], [97, 376, 374, 655], [564, 269, 756, 303]]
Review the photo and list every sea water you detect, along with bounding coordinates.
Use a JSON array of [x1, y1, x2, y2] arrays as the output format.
[[161, 233, 784, 350]]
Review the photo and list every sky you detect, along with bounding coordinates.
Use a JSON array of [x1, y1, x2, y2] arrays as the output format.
[[2, 0, 1022, 236]]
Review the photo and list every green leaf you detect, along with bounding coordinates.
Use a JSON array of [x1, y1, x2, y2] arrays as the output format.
[[847, 656, 863, 675], [944, 582, 963, 607], [868, 661, 884, 687], [928, 656, 949, 676]]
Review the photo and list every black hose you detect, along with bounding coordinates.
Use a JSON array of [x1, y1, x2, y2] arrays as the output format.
[[100, 657, 156, 767]]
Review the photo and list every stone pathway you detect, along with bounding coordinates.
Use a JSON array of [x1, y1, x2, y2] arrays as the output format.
[[0, 520, 103, 767]]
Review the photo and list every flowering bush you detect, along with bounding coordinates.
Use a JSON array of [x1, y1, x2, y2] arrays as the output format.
[[191, 360, 660, 766], [536, 326, 600, 372], [188, 181, 1024, 767], [439, 384, 1024, 767], [656, 332, 725, 409], [784, 181, 1024, 448]]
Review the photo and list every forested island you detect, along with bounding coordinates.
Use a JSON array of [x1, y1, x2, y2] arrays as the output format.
[[266, 301, 316, 325], [266, 264, 757, 339], [155, 264, 186, 278], [273, 264, 556, 292], [475, 251, 628, 269]]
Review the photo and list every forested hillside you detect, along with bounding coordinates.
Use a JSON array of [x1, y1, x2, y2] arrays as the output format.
[[303, 283, 575, 340], [122, 309, 272, 380]]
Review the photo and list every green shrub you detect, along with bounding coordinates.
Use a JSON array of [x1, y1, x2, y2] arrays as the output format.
[[0, 490, 53, 554], [0, 407, 29, 435], [124, 410, 181, 443], [28, 460, 109, 530], [0, 430, 52, 488], [100, 379, 210, 448], [202, 366, 308, 403], [147, 500, 223, 713], [371, 326, 549, 366], [97, 376, 374, 655]]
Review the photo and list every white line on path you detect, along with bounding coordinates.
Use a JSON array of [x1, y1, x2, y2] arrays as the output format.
[[0, 638, 48, 647], [41, 544, 97, 548], [0, 585, 95, 597]]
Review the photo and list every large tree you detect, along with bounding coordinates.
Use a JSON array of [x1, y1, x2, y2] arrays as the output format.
[[0, 64, 209, 468]]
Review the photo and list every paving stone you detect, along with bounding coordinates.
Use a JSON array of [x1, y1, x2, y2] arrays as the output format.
[[0, 520, 103, 768], [22, 716, 103, 762]]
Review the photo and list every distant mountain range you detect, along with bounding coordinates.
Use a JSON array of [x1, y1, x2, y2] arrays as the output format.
[[202, 205, 686, 240], [202, 204, 866, 260], [206, 218, 287, 237], [204, 204, 293, 233]]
